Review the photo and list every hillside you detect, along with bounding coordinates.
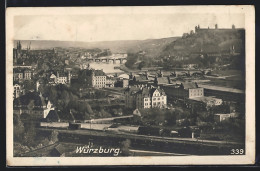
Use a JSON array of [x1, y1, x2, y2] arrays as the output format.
[[160, 28, 245, 57], [14, 37, 179, 57]]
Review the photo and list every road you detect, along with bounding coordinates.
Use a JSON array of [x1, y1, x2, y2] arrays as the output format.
[[38, 127, 243, 146]]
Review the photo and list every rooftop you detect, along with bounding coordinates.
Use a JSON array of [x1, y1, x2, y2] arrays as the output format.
[[198, 84, 244, 94], [125, 86, 166, 97], [181, 82, 198, 89], [189, 96, 221, 103], [156, 77, 171, 85]]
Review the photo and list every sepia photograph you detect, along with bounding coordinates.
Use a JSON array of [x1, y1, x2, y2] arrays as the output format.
[[6, 6, 255, 165]]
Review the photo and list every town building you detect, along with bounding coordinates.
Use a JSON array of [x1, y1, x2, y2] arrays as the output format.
[[24, 69, 32, 80], [118, 74, 130, 80], [91, 70, 106, 88], [78, 69, 107, 88], [154, 76, 171, 86], [106, 77, 115, 87], [13, 68, 32, 81], [214, 113, 237, 122], [162, 82, 204, 100], [197, 84, 245, 102], [124, 85, 167, 109], [48, 71, 71, 85], [114, 78, 129, 88], [56, 72, 68, 84], [13, 83, 24, 99], [187, 96, 223, 108]]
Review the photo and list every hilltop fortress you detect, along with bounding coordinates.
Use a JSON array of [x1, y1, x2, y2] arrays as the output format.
[[194, 24, 244, 33]]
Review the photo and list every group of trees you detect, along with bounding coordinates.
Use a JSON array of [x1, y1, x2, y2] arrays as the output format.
[[125, 53, 139, 69], [41, 84, 79, 110], [14, 114, 59, 151], [125, 53, 156, 70], [139, 108, 178, 127]]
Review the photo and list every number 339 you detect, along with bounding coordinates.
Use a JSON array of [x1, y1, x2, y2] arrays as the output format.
[[231, 149, 244, 154]]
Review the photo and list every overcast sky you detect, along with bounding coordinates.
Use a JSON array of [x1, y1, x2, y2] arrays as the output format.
[[14, 13, 245, 42]]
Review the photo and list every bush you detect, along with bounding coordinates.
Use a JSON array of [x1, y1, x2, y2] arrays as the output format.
[[120, 139, 131, 156]]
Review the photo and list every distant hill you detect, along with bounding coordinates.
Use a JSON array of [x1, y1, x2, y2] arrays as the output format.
[[14, 37, 179, 57], [160, 28, 245, 57]]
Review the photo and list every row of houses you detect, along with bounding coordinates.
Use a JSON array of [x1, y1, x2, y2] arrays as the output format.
[[13, 68, 33, 81], [49, 71, 71, 85], [124, 85, 167, 109], [72, 69, 130, 88]]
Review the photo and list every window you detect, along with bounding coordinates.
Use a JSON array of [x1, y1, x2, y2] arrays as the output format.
[[158, 98, 160, 100], [153, 98, 156, 101], [153, 102, 156, 106]]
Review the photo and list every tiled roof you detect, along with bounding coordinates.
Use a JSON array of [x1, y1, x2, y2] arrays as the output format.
[[156, 77, 170, 84], [127, 87, 166, 97], [134, 75, 148, 81], [125, 87, 140, 95], [46, 110, 60, 121], [181, 82, 198, 89], [94, 70, 106, 76]]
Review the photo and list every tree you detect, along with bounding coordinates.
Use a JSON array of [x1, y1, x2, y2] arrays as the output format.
[[138, 61, 145, 70], [60, 90, 70, 107], [42, 62, 50, 72], [49, 130, 59, 144], [125, 53, 138, 69], [49, 87, 58, 104], [85, 103, 93, 114], [22, 121, 37, 147], [13, 114, 25, 142], [165, 111, 176, 126], [120, 139, 131, 156], [27, 100, 34, 115]]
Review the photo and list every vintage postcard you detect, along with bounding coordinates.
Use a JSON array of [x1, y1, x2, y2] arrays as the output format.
[[6, 6, 255, 166]]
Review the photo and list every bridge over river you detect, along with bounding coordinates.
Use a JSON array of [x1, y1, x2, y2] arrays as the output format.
[[86, 54, 127, 64]]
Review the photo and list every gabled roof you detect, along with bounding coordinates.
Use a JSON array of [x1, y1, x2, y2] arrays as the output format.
[[124, 87, 141, 95], [94, 70, 106, 76], [134, 75, 148, 82], [50, 74, 57, 78], [118, 74, 129, 79], [58, 72, 67, 77], [46, 110, 60, 121], [150, 87, 166, 96], [181, 82, 198, 89], [51, 144, 67, 156], [136, 87, 151, 97], [80, 69, 106, 77], [133, 109, 141, 116], [136, 87, 166, 97], [156, 77, 171, 85]]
